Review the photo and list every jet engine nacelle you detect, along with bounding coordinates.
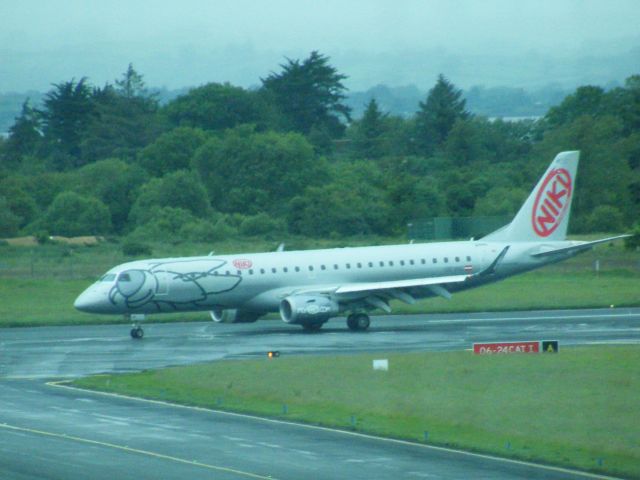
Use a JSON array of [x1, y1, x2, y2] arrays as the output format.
[[210, 308, 261, 323], [279, 295, 339, 324]]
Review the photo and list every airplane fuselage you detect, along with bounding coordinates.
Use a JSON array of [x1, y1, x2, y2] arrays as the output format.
[[74, 239, 576, 316]]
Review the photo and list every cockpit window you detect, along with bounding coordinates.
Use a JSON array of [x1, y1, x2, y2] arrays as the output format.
[[100, 274, 117, 282], [117, 273, 131, 282]]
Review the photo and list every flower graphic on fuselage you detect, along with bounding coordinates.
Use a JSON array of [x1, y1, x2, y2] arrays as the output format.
[[109, 259, 242, 311]]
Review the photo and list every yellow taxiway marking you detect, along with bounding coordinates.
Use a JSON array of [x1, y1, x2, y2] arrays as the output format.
[[47, 380, 618, 480], [0, 422, 275, 480]]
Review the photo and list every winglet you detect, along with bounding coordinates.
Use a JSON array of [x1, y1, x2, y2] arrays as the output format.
[[472, 246, 510, 277]]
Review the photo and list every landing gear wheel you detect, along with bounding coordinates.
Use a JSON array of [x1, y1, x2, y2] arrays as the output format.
[[302, 322, 324, 332], [130, 327, 144, 339], [347, 313, 370, 331]]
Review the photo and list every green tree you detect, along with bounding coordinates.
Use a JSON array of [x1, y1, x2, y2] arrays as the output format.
[[0, 176, 38, 228], [385, 174, 444, 228], [165, 83, 275, 131], [287, 161, 392, 236], [587, 205, 624, 233], [3, 100, 41, 168], [606, 75, 640, 135], [261, 51, 351, 137], [115, 63, 149, 99], [545, 85, 606, 128], [414, 74, 469, 155], [473, 187, 527, 216], [193, 126, 322, 215], [0, 196, 22, 237], [74, 159, 146, 233], [128, 170, 212, 227], [351, 98, 388, 159], [40, 78, 94, 168], [137, 127, 209, 176], [444, 119, 483, 166], [81, 66, 162, 162], [42, 191, 112, 235]]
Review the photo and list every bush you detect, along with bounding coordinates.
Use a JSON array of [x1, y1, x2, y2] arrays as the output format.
[[43, 192, 112, 236], [587, 205, 624, 233], [179, 217, 238, 242], [239, 213, 286, 237], [122, 241, 152, 256], [624, 223, 640, 251]]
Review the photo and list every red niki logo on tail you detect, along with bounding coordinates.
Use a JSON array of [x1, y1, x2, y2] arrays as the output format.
[[531, 168, 572, 237]]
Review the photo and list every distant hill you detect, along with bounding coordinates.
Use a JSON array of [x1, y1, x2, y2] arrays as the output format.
[[345, 83, 573, 119]]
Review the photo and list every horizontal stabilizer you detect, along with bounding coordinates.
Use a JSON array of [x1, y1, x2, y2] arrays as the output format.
[[531, 235, 631, 257]]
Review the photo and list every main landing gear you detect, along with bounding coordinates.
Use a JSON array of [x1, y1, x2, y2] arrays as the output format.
[[346, 313, 370, 331]]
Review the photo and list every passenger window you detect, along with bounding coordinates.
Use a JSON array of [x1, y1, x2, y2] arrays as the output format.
[[321, 265, 326, 270], [421, 259, 426, 264], [225, 270, 230, 275], [432, 258, 437, 264], [248, 269, 254, 275], [346, 263, 351, 269], [455, 257, 460, 262], [237, 270, 242, 275], [357, 262, 362, 268], [389, 261, 394, 266], [444, 258, 449, 263], [368, 262, 373, 267], [334, 264, 339, 270], [260, 268, 265, 274], [379, 261, 384, 267], [308, 266, 314, 271], [271, 267, 277, 273], [400, 260, 405, 266], [409, 259, 415, 265], [283, 267, 288, 273], [295, 266, 300, 272], [467, 256, 472, 262]]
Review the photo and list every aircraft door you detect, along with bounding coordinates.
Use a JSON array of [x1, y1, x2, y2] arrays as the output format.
[[155, 270, 170, 296]]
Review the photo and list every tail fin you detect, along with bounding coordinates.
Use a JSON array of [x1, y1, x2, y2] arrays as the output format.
[[483, 151, 579, 242]]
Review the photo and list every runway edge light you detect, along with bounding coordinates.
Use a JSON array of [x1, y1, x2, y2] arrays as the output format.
[[267, 351, 280, 359]]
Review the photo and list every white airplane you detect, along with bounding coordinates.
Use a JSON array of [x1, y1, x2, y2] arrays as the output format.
[[74, 151, 628, 338]]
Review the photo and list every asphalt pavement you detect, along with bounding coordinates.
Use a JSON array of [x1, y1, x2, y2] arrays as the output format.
[[1, 308, 638, 479]]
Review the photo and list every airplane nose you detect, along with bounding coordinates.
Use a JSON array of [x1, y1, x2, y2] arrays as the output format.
[[74, 290, 95, 312], [74, 288, 112, 313]]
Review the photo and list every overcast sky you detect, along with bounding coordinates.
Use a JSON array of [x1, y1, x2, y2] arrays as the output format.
[[1, 0, 639, 92]]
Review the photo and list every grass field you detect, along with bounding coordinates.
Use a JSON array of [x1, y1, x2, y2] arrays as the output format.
[[72, 346, 640, 478], [1, 237, 638, 327]]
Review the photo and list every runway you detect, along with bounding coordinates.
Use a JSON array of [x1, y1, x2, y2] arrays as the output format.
[[1, 308, 638, 479]]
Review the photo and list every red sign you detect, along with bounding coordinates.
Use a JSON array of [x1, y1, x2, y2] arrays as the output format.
[[473, 341, 540, 354], [531, 167, 572, 237], [232, 258, 252, 269]]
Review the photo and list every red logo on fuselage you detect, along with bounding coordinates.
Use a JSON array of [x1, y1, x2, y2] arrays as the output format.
[[531, 168, 572, 237], [232, 259, 252, 269]]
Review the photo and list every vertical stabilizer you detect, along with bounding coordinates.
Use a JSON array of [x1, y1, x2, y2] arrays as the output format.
[[483, 151, 579, 242]]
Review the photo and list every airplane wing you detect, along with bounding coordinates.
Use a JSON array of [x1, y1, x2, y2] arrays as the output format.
[[288, 246, 511, 313], [333, 274, 469, 294], [530, 235, 631, 258]]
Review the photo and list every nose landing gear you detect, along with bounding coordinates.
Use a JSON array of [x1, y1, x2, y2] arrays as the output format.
[[128, 314, 146, 339], [130, 326, 144, 339]]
